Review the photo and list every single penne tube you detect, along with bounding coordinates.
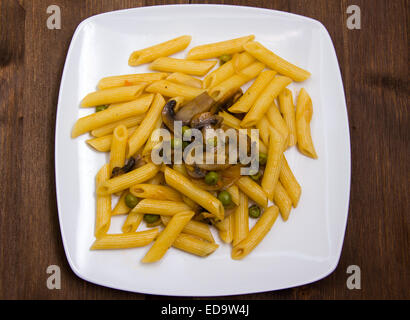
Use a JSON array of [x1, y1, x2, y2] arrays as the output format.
[[236, 176, 268, 208], [90, 115, 144, 137], [97, 163, 159, 196], [81, 83, 147, 107], [266, 101, 290, 143], [127, 93, 166, 157], [261, 127, 287, 201], [256, 117, 272, 146], [231, 205, 279, 259], [186, 35, 255, 60], [182, 195, 201, 212], [86, 126, 137, 152], [146, 80, 205, 100], [203, 52, 255, 89], [241, 76, 292, 127], [130, 184, 182, 202], [166, 72, 203, 89], [141, 116, 163, 156], [278, 88, 297, 146], [172, 163, 188, 177], [121, 211, 144, 233], [273, 181, 292, 221], [164, 167, 224, 221], [95, 164, 111, 238], [72, 94, 154, 137], [296, 88, 318, 158], [218, 213, 234, 244], [97, 72, 168, 90], [279, 155, 301, 207], [208, 62, 265, 101], [233, 191, 249, 246], [172, 233, 219, 257], [108, 95, 153, 113], [150, 57, 216, 76], [91, 229, 159, 250], [132, 199, 191, 216], [228, 70, 277, 113], [112, 191, 131, 216], [161, 216, 215, 243], [226, 185, 239, 206], [244, 41, 311, 82], [109, 125, 128, 172], [128, 35, 192, 66], [142, 210, 194, 263]]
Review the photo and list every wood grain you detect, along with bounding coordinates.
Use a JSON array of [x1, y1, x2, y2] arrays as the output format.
[[0, 0, 408, 299]]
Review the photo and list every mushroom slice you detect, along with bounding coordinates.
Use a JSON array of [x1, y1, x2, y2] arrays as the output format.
[[162, 99, 177, 132], [191, 112, 223, 130], [210, 88, 243, 114], [174, 92, 215, 125], [184, 163, 207, 179]]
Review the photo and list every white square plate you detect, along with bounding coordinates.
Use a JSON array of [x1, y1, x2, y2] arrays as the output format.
[[55, 4, 350, 296]]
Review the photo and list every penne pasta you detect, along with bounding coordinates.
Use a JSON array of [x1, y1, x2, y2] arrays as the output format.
[[218, 213, 234, 244], [97, 163, 159, 196], [231, 205, 279, 259], [161, 216, 215, 243], [228, 70, 277, 113], [141, 115, 163, 156], [273, 181, 292, 221], [72, 94, 154, 137], [164, 167, 224, 221], [256, 117, 272, 146], [261, 127, 287, 201], [186, 35, 255, 60], [130, 184, 182, 202], [146, 80, 205, 100], [233, 191, 249, 246], [109, 125, 128, 172], [91, 229, 159, 250], [296, 88, 318, 158], [173, 233, 219, 257], [279, 155, 301, 208], [150, 57, 216, 76], [86, 126, 137, 152], [166, 72, 203, 89], [97, 73, 168, 90], [147, 172, 165, 185], [129, 35, 192, 66], [90, 115, 144, 137], [236, 176, 268, 208], [121, 211, 144, 233], [278, 88, 297, 147], [127, 93, 166, 157], [132, 199, 191, 216], [226, 185, 239, 206], [266, 101, 290, 143], [142, 210, 194, 263], [244, 41, 311, 82], [81, 83, 147, 107], [241, 76, 292, 127], [95, 164, 111, 238], [112, 191, 131, 216]]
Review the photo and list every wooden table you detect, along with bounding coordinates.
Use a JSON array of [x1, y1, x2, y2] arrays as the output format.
[[1, 0, 408, 300]]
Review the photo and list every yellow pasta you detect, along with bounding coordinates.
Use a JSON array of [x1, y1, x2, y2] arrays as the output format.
[[209, 62, 265, 101], [172, 233, 219, 257], [90, 115, 144, 137], [256, 117, 272, 146], [261, 127, 287, 201], [273, 181, 292, 221], [142, 210, 194, 263], [132, 199, 191, 216], [130, 184, 182, 202], [97, 163, 159, 196], [241, 76, 292, 127], [186, 35, 255, 60], [164, 167, 224, 221], [231, 205, 279, 259], [147, 172, 164, 185], [141, 115, 163, 157], [166, 72, 203, 89], [129, 35, 192, 66], [296, 88, 317, 158], [226, 185, 239, 206], [109, 125, 127, 172], [112, 191, 131, 216], [203, 52, 255, 89], [236, 176, 268, 208], [127, 93, 166, 157], [91, 229, 158, 250], [218, 213, 234, 244], [279, 155, 301, 207], [97, 73, 168, 90], [266, 101, 290, 143], [81, 83, 147, 107], [161, 216, 215, 243], [244, 41, 311, 82], [86, 126, 137, 152], [95, 164, 111, 238], [121, 211, 144, 233], [150, 57, 216, 76], [72, 94, 154, 137], [233, 191, 249, 246], [146, 80, 205, 100], [228, 70, 276, 113], [278, 88, 297, 146]]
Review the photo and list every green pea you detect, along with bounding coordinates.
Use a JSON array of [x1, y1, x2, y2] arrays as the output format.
[[205, 171, 219, 185], [219, 54, 232, 65], [182, 126, 192, 138], [249, 205, 261, 219], [125, 194, 139, 208], [250, 170, 262, 181], [259, 152, 268, 165], [171, 138, 182, 149], [144, 214, 160, 224], [218, 190, 232, 207], [95, 105, 109, 112]]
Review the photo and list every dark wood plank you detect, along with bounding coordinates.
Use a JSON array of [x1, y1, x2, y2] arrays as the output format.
[[0, 0, 408, 299]]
